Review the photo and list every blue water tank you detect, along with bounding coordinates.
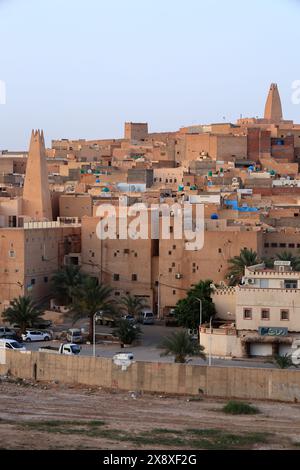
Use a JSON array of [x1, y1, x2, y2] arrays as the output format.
[[211, 214, 219, 220]]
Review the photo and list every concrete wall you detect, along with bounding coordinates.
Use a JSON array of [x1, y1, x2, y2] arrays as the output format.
[[1, 350, 300, 402]]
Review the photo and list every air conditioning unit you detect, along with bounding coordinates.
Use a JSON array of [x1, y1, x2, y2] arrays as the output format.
[[175, 273, 183, 280], [247, 278, 254, 284]]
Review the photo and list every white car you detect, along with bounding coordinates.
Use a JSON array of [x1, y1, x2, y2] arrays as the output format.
[[22, 330, 51, 342], [113, 352, 134, 361], [0, 339, 26, 351]]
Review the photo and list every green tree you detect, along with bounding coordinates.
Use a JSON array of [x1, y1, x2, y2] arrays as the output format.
[[119, 294, 149, 318], [51, 265, 85, 305], [227, 248, 260, 286], [175, 280, 216, 330], [69, 276, 114, 341], [276, 251, 300, 271], [3, 296, 43, 334], [159, 330, 206, 363], [113, 319, 142, 346], [272, 354, 298, 369]]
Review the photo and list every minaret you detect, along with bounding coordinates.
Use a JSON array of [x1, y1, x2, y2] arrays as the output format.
[[264, 83, 283, 123], [22, 130, 53, 221]]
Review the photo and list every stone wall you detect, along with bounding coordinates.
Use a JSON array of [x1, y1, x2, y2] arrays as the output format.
[[1, 351, 300, 402]]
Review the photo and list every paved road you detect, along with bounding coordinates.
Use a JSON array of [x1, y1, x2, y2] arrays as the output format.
[[24, 323, 277, 369]]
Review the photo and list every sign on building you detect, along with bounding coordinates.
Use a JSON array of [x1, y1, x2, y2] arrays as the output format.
[[259, 327, 288, 337]]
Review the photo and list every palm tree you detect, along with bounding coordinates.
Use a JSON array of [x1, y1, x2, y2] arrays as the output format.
[[272, 354, 298, 369], [69, 276, 114, 341], [113, 319, 142, 346], [119, 295, 149, 319], [227, 248, 260, 286], [2, 296, 43, 334], [51, 265, 85, 305], [276, 251, 300, 271], [159, 330, 206, 364]]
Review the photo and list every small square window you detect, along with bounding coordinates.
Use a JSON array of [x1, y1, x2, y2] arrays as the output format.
[[281, 310, 289, 321], [132, 274, 137, 281], [173, 245, 176, 250], [243, 308, 252, 320], [289, 244, 295, 248], [264, 243, 269, 248], [44, 277, 48, 283], [218, 248, 222, 253], [173, 290, 176, 295], [113, 274, 120, 281], [31, 279, 36, 285], [261, 309, 270, 320]]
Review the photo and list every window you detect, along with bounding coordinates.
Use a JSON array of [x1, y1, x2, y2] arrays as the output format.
[[31, 279, 36, 285], [271, 243, 278, 248], [264, 243, 269, 248], [44, 277, 48, 283], [172, 262, 176, 267], [124, 249, 130, 254], [261, 309, 270, 320], [173, 245, 176, 250], [132, 274, 137, 281], [115, 291, 120, 297], [170, 226, 174, 233], [289, 244, 295, 248], [218, 248, 222, 253], [168, 251, 172, 255], [284, 280, 297, 289], [113, 274, 120, 281], [169, 268, 172, 273], [243, 308, 252, 320], [281, 310, 289, 321], [279, 243, 286, 248], [173, 290, 176, 295]]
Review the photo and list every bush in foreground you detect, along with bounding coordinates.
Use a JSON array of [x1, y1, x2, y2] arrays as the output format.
[[222, 401, 260, 415]]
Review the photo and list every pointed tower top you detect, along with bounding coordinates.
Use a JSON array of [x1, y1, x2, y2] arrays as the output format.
[[264, 83, 283, 123], [23, 129, 52, 221]]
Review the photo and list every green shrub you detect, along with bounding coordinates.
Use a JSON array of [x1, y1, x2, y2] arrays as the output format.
[[222, 401, 260, 415]]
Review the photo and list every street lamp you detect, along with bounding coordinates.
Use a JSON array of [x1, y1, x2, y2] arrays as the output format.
[[93, 312, 97, 357]]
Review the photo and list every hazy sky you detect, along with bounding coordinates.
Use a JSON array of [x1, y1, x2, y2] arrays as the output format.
[[0, 0, 299, 149]]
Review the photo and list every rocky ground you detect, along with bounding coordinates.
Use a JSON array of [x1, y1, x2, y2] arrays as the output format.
[[1, 376, 300, 450]]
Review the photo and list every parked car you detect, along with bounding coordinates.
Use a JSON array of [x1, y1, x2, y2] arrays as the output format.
[[164, 309, 179, 327], [1, 331, 22, 341], [32, 319, 53, 329], [113, 352, 134, 361], [0, 326, 14, 338], [95, 311, 116, 327], [139, 310, 155, 325], [22, 330, 51, 342], [66, 328, 83, 344], [121, 314, 136, 324], [0, 338, 26, 351], [39, 343, 81, 356]]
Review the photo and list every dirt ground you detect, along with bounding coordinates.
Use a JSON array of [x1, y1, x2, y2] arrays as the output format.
[[1, 376, 300, 450]]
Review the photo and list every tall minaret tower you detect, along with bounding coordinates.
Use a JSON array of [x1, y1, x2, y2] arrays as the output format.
[[264, 83, 283, 123], [22, 130, 52, 221]]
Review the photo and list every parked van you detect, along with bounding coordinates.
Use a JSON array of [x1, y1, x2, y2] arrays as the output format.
[[139, 310, 155, 325], [0, 338, 26, 351], [66, 328, 83, 344]]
